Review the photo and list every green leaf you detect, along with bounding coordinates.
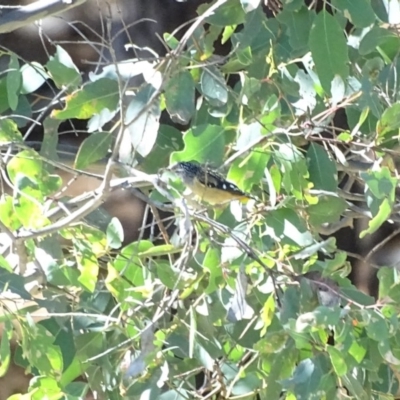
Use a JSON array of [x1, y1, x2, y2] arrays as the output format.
[[296, 306, 340, 332], [200, 66, 229, 107], [237, 46, 252, 65], [359, 78, 383, 118], [359, 27, 400, 56], [0, 269, 31, 299], [165, 70, 195, 124], [8, 95, 32, 128], [327, 345, 347, 376], [40, 117, 61, 166], [12, 177, 49, 228], [281, 357, 323, 398], [361, 167, 397, 201], [274, 143, 310, 200], [74, 131, 112, 170], [46, 45, 82, 90], [294, 237, 336, 260], [0, 255, 12, 272], [141, 124, 183, 173], [348, 338, 367, 364], [342, 369, 369, 398], [74, 332, 104, 361], [360, 168, 397, 237], [76, 251, 98, 293], [106, 217, 124, 249], [203, 247, 223, 294], [199, 0, 246, 27], [112, 241, 149, 291], [376, 102, 400, 136], [307, 195, 347, 225], [277, 7, 314, 52], [264, 208, 313, 247], [156, 261, 182, 290], [6, 53, 21, 111], [340, 285, 375, 306], [262, 347, 293, 398], [377, 267, 398, 300], [333, 0, 376, 27], [163, 32, 180, 50], [0, 79, 10, 114], [139, 244, 181, 257], [309, 11, 349, 94], [171, 124, 227, 166], [261, 294, 276, 331], [41, 318, 76, 371], [7, 149, 62, 197], [0, 194, 21, 231], [228, 151, 269, 193], [307, 143, 337, 192], [25, 376, 62, 398], [386, 284, 400, 308], [64, 382, 89, 397], [52, 78, 119, 120], [366, 311, 389, 341], [0, 118, 23, 143], [231, 7, 272, 56]]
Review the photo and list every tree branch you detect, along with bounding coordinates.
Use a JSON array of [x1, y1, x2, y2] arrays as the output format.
[[0, 0, 87, 34]]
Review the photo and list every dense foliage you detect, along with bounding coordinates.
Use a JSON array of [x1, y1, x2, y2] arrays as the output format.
[[1, 0, 400, 399]]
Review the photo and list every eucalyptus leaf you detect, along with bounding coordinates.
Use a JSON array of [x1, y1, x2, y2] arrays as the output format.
[[165, 70, 195, 125], [200, 66, 229, 107], [309, 11, 349, 94], [46, 45, 82, 90], [75, 131, 112, 170], [6, 53, 21, 111], [121, 84, 160, 159], [52, 78, 119, 120]]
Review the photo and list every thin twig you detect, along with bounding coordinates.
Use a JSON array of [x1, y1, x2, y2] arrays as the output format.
[[364, 227, 400, 267]]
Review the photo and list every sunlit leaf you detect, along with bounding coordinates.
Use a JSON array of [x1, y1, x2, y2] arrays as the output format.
[[376, 102, 400, 136], [121, 84, 160, 159], [171, 124, 227, 166], [106, 217, 124, 249], [52, 78, 119, 120], [20, 62, 48, 94], [0, 118, 23, 143]]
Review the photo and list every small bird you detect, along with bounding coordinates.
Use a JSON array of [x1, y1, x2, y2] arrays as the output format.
[[170, 161, 257, 205]]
